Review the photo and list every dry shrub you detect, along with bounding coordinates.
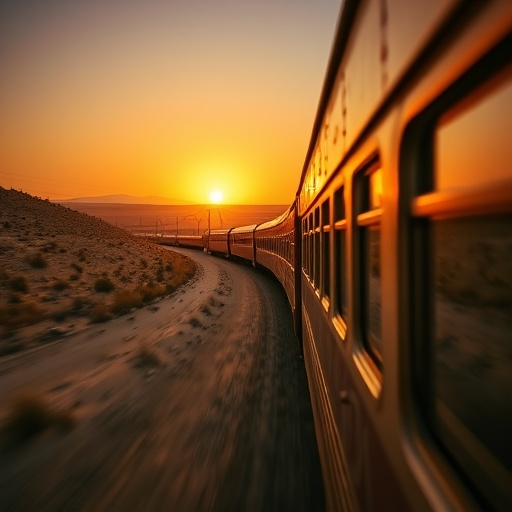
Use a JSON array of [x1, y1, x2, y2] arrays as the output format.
[[8, 276, 28, 293], [137, 282, 166, 302], [111, 289, 143, 314], [133, 341, 161, 368], [94, 277, 114, 293], [71, 262, 83, 273], [71, 296, 92, 314], [52, 279, 69, 291], [0, 339, 25, 356], [2, 392, 75, 443], [27, 253, 47, 269], [0, 303, 45, 329], [90, 304, 112, 323]]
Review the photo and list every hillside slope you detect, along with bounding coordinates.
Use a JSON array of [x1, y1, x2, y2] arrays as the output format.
[[0, 187, 196, 353]]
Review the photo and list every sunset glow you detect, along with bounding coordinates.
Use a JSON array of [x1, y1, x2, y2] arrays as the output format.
[[0, 1, 340, 205], [210, 190, 224, 204]]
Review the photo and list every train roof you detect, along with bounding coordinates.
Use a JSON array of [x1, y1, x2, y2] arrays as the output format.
[[256, 204, 294, 231], [230, 224, 258, 234], [296, 1, 354, 196]]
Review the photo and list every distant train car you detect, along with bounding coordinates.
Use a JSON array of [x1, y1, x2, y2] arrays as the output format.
[[204, 229, 230, 256], [229, 224, 257, 263], [175, 235, 203, 250], [254, 205, 296, 315]]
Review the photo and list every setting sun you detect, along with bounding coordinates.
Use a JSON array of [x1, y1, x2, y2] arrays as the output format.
[[210, 190, 223, 204]]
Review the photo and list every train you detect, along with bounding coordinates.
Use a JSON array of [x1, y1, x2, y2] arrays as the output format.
[[169, 1, 512, 510]]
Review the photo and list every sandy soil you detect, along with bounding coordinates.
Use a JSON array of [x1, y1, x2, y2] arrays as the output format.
[[0, 248, 325, 511], [0, 187, 196, 352]]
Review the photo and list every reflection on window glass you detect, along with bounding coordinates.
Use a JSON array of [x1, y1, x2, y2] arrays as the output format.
[[322, 200, 330, 299], [436, 75, 512, 191], [365, 226, 381, 359], [336, 230, 347, 317], [335, 186, 347, 319], [369, 168, 383, 209], [314, 208, 320, 289], [432, 215, 512, 472]]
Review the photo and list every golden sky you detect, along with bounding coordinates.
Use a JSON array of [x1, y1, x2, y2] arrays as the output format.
[[0, 0, 341, 205]]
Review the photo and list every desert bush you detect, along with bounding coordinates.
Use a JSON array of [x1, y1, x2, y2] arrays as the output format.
[[137, 282, 166, 302], [110, 289, 143, 314], [140, 258, 148, 268], [2, 392, 75, 442], [94, 277, 114, 293], [8, 276, 28, 293], [90, 304, 112, 323], [133, 341, 161, 368], [8, 293, 22, 304], [0, 303, 45, 329], [52, 280, 69, 291], [42, 241, 57, 253], [71, 262, 83, 273], [71, 296, 91, 314], [51, 310, 69, 322], [0, 339, 25, 356], [27, 253, 47, 269]]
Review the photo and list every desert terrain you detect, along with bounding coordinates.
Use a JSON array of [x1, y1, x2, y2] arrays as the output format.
[[0, 187, 196, 353], [0, 187, 325, 510]]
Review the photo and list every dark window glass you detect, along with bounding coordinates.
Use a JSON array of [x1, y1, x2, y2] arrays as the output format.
[[357, 166, 382, 367], [335, 186, 347, 319], [322, 200, 330, 299], [314, 207, 321, 289], [364, 226, 381, 357], [432, 216, 512, 473], [414, 68, 512, 509]]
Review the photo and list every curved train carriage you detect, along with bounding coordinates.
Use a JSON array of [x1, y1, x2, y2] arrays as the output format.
[[172, 1, 512, 509]]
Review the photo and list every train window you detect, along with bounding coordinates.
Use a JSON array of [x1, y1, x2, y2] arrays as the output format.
[[435, 75, 512, 192], [302, 219, 307, 274], [356, 164, 383, 369], [334, 186, 347, 329], [321, 199, 330, 303], [314, 207, 321, 290], [411, 67, 512, 509]]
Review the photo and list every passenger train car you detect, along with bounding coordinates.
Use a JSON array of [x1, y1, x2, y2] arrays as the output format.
[[173, 1, 512, 509]]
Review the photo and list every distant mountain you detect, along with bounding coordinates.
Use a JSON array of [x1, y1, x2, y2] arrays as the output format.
[[57, 194, 195, 205]]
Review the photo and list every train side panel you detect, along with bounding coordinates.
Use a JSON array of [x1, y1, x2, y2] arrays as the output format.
[[254, 205, 296, 312], [229, 225, 257, 262], [297, 0, 512, 510], [205, 229, 230, 256], [176, 235, 203, 249]]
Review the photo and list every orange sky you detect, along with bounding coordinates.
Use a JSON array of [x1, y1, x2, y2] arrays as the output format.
[[0, 1, 341, 205]]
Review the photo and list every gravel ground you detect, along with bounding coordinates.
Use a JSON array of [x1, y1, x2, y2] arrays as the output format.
[[0, 248, 325, 511]]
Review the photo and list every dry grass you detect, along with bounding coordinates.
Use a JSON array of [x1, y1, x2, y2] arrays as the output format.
[[110, 289, 143, 314], [0, 187, 196, 349], [2, 391, 75, 443], [133, 341, 161, 368], [94, 277, 115, 293], [0, 302, 46, 330]]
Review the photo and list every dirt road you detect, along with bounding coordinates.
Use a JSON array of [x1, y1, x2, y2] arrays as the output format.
[[0, 248, 325, 511]]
